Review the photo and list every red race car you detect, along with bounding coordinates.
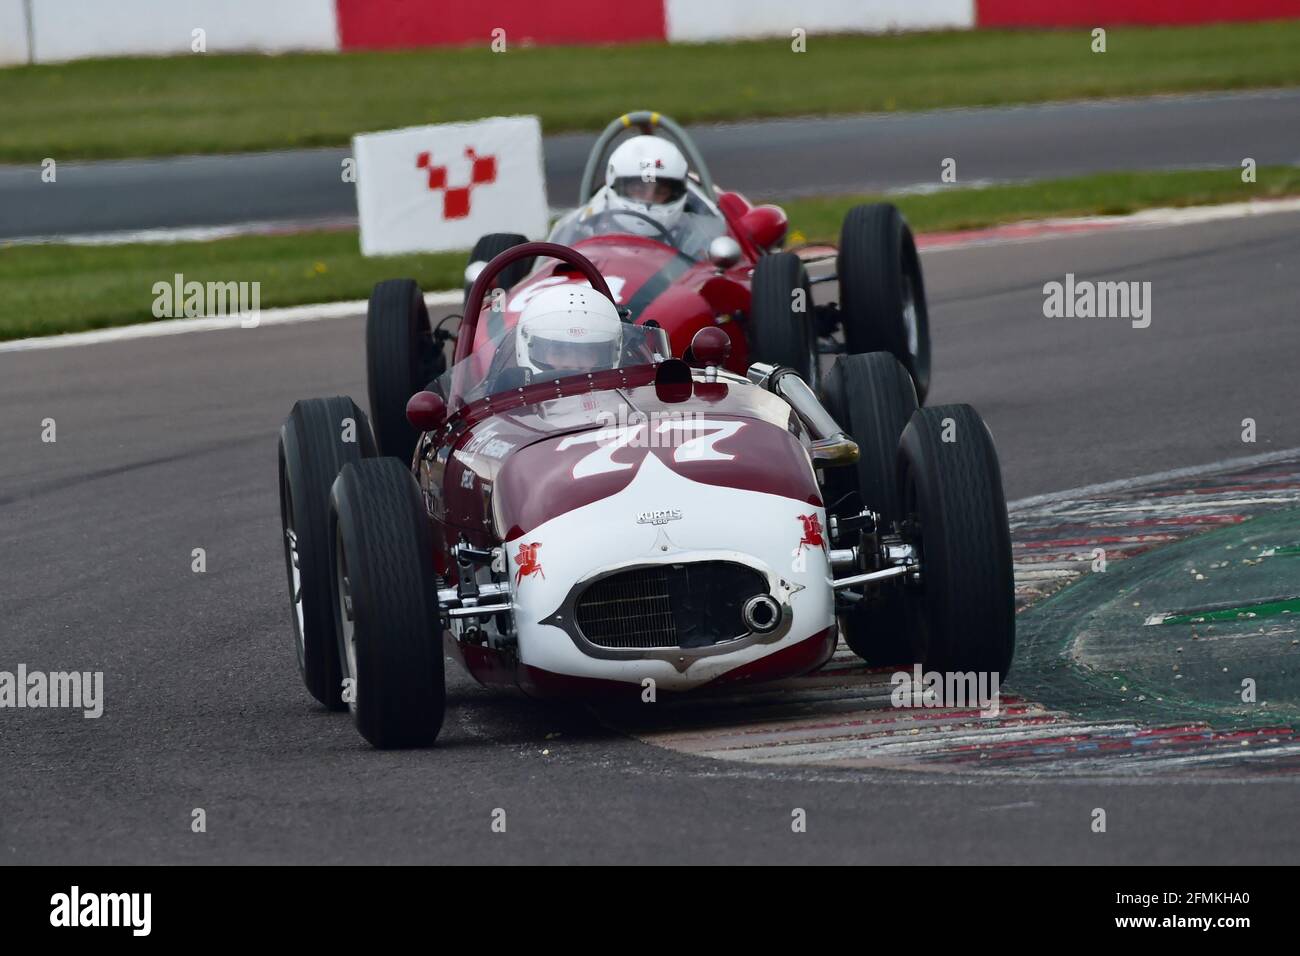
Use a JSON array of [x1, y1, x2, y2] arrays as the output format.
[[365, 110, 932, 462]]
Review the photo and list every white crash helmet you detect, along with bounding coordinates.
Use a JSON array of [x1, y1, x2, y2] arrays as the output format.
[[603, 135, 690, 233], [515, 284, 624, 376]]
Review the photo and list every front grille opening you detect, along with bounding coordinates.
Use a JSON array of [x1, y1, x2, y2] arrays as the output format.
[[575, 562, 768, 649]]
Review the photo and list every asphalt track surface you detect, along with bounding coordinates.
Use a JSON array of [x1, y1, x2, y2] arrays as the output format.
[[3, 89, 1300, 240], [2, 210, 1299, 863]]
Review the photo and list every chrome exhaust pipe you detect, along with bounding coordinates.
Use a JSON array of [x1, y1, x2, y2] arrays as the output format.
[[742, 594, 782, 634], [748, 362, 858, 466]]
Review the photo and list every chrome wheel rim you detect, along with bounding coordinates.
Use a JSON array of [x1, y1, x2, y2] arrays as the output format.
[[335, 533, 358, 715], [901, 273, 919, 364], [283, 486, 305, 647]]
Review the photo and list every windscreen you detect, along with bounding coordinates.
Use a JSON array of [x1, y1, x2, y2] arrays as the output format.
[[548, 185, 728, 260], [433, 322, 673, 413]]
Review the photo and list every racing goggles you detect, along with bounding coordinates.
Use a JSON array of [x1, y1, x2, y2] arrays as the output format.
[[611, 176, 686, 206], [528, 335, 621, 372]]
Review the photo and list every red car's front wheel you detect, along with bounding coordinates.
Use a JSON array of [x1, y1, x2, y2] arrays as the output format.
[[749, 251, 817, 388]]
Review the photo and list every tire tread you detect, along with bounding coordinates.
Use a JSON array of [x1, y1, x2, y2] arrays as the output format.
[[332, 458, 445, 748], [366, 278, 431, 462], [749, 251, 814, 382], [279, 396, 375, 709], [898, 404, 1014, 676]]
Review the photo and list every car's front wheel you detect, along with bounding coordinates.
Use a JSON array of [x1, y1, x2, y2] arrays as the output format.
[[749, 251, 817, 387], [329, 457, 445, 749], [897, 404, 1015, 677]]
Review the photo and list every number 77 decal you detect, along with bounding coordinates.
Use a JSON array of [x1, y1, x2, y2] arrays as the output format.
[[557, 419, 745, 478], [656, 418, 744, 461]]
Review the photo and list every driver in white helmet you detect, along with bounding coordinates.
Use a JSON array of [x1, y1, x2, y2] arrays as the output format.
[[601, 135, 690, 233], [514, 283, 624, 382], [550, 135, 720, 255]]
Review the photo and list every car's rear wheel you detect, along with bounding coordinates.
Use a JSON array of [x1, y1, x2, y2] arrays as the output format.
[[749, 251, 817, 387], [366, 279, 441, 462], [464, 233, 534, 302], [277, 397, 378, 710], [838, 203, 931, 404], [329, 457, 445, 749], [897, 404, 1015, 678], [820, 352, 918, 666]]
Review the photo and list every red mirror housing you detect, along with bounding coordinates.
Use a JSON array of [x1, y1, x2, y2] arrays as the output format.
[[716, 190, 752, 221], [741, 205, 789, 250], [406, 390, 446, 432], [689, 326, 732, 368]]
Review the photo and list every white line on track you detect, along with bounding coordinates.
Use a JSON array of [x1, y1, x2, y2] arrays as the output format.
[[918, 197, 1300, 251], [0, 291, 463, 353], [1, 217, 360, 247], [1007, 446, 1300, 511], [3, 209, 576, 247], [1035, 196, 1300, 230]]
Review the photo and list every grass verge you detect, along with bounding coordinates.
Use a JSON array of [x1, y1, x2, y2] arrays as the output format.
[[3, 165, 1297, 341], [2, 22, 1300, 162], [784, 165, 1300, 243], [0, 233, 468, 341]]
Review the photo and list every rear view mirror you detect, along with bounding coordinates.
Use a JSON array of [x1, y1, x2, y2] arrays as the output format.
[[740, 205, 789, 250], [689, 327, 731, 368], [406, 391, 446, 431]]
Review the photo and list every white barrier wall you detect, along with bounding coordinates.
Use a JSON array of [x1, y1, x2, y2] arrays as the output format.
[[21, 0, 338, 63], [0, 0, 30, 65], [355, 116, 549, 257], [664, 0, 975, 41]]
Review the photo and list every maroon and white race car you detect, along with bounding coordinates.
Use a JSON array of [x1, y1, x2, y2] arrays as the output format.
[[364, 109, 931, 465], [277, 244, 1013, 749]]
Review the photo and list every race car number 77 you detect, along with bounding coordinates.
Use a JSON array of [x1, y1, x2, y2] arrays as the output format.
[[557, 420, 745, 478]]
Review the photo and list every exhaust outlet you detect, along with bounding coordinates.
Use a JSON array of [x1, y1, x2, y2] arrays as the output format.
[[742, 594, 782, 634]]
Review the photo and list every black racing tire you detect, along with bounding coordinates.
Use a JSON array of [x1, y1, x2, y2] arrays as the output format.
[[837, 203, 932, 404], [329, 457, 445, 749], [278, 397, 378, 710], [820, 352, 919, 523], [464, 233, 534, 302], [366, 279, 442, 463], [749, 251, 816, 386], [820, 352, 919, 666], [897, 404, 1015, 678]]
